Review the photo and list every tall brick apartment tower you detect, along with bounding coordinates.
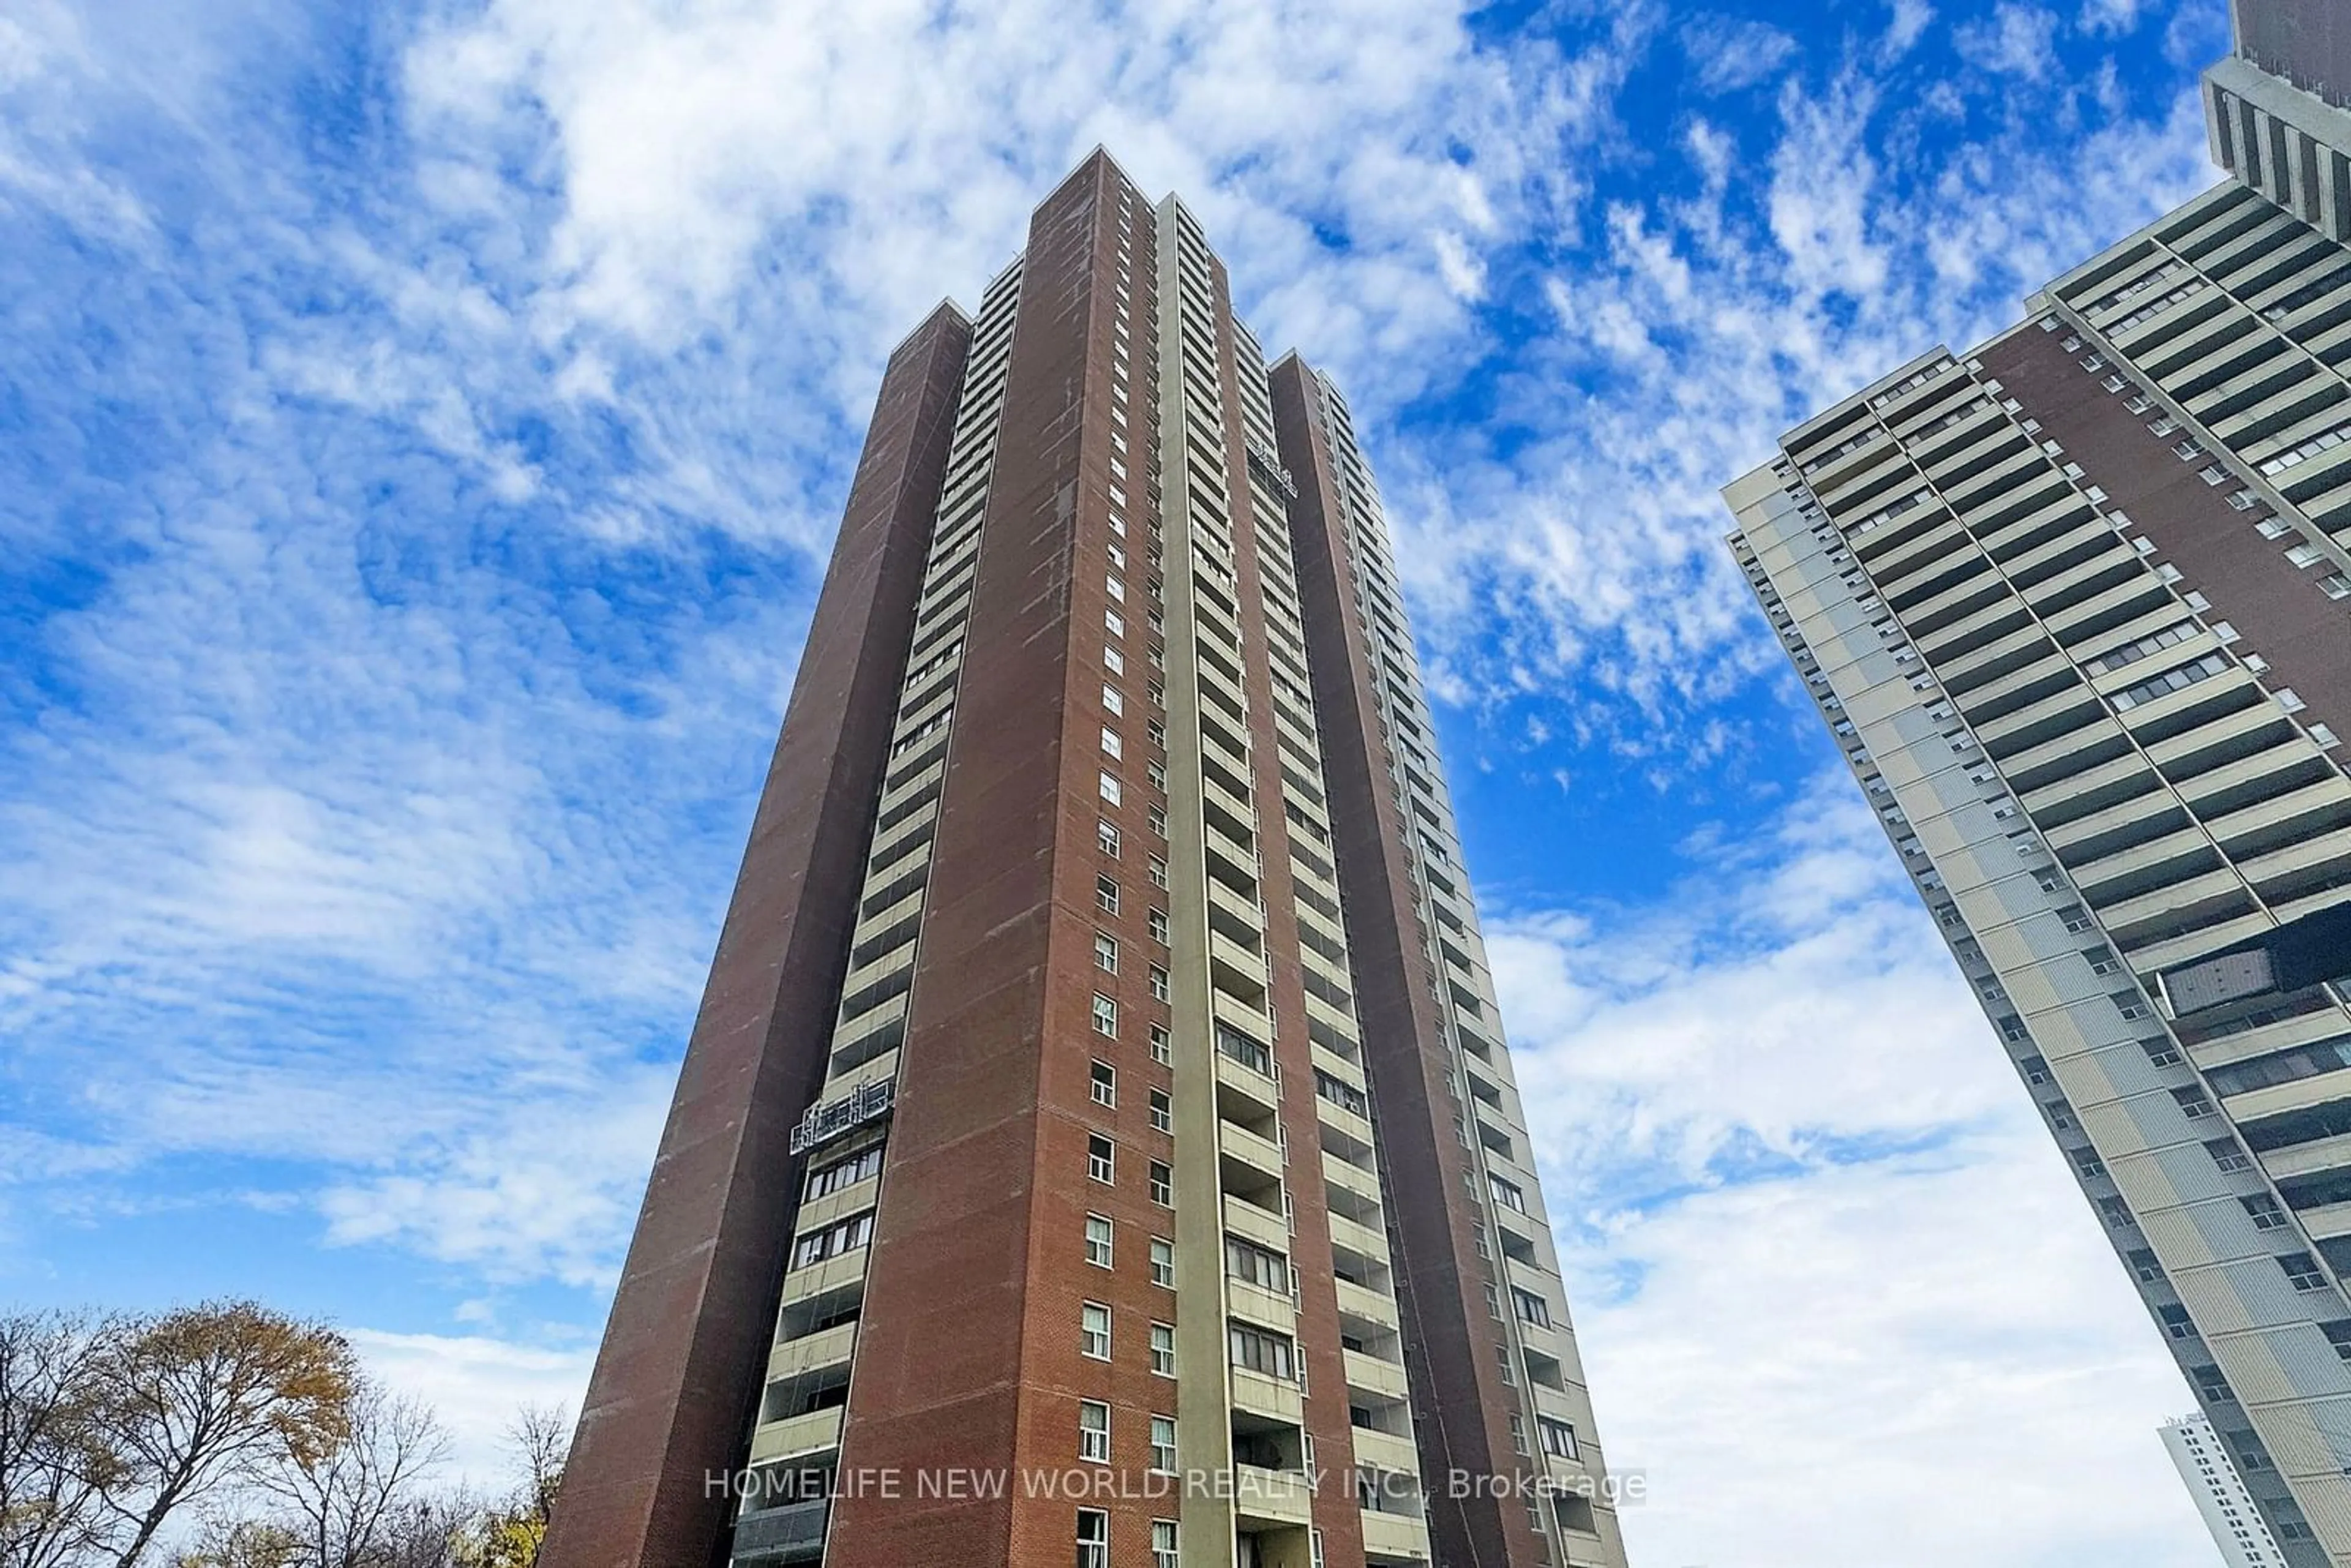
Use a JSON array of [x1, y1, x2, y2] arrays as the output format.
[[1725, 4, 2351, 1560], [541, 152, 1629, 1568]]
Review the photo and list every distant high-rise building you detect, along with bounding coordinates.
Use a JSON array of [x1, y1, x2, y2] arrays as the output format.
[[1722, 7, 2351, 1562], [541, 152, 1629, 1568], [2164, 1412, 2292, 1568]]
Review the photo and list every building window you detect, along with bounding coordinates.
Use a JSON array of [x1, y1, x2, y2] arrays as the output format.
[[1150, 1322, 1176, 1376], [1088, 1135, 1115, 1184], [1150, 1237, 1176, 1288], [1079, 1400, 1111, 1463], [1150, 1088, 1172, 1133], [2245, 1195, 2289, 1231], [1085, 1214, 1113, 1268], [1099, 771, 1122, 806], [2142, 1038, 2181, 1069], [1103, 682, 1124, 716], [1149, 1415, 1177, 1473], [805, 1144, 884, 1200], [1106, 609, 1125, 640], [1228, 1323, 1295, 1379], [1098, 817, 1121, 857], [1148, 759, 1168, 790], [1092, 1060, 1117, 1107], [1097, 875, 1121, 914], [1082, 1302, 1111, 1360], [1148, 803, 1168, 836], [1076, 1509, 1109, 1568], [1512, 1287, 1552, 1329], [1150, 1024, 1171, 1065], [1489, 1174, 1527, 1214], [1149, 907, 1169, 943], [1150, 965, 1170, 1002], [2282, 1253, 2328, 1292], [2208, 1138, 2252, 1173], [790, 1210, 876, 1269], [1152, 1520, 1179, 1568], [1149, 855, 1168, 889], [1101, 726, 1123, 761], [1093, 994, 1119, 1038], [1539, 1417, 1580, 1460], [1150, 1160, 1173, 1207], [2173, 1086, 2214, 1120], [1095, 932, 1119, 974], [1106, 644, 1125, 675]]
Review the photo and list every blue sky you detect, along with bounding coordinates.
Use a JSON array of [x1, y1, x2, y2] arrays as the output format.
[[0, 0, 2246, 1562]]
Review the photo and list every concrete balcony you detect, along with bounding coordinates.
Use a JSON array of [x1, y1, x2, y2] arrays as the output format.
[[1220, 1119, 1286, 1182], [2093, 865, 2246, 936], [1329, 1213, 1390, 1269], [1350, 1424, 1422, 1479], [1359, 1505, 1433, 1564], [1223, 1193, 1289, 1255], [765, 1321, 857, 1385], [1317, 1092, 1375, 1146], [2141, 699, 2292, 772], [1227, 1277, 1296, 1333], [1334, 1275, 1400, 1331], [1230, 1366, 1303, 1427], [747, 1406, 843, 1467], [1324, 1149, 1381, 1207], [1208, 874, 1263, 935], [779, 1247, 872, 1307], [1232, 1465, 1316, 1531], [2022, 754, 2159, 823], [1973, 684, 2104, 754], [1216, 1044, 1283, 1121], [1344, 1348, 1410, 1402], [2207, 778, 2351, 857], [2237, 822, 2351, 896]]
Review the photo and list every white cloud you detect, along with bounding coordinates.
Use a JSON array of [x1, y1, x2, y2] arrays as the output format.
[[1681, 15, 1801, 94], [2079, 0, 2147, 38], [1488, 773, 2211, 1565], [1955, 2, 2064, 80], [353, 1328, 593, 1486]]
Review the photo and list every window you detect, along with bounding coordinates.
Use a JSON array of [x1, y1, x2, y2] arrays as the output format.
[[1077, 1509, 1109, 1568], [2022, 1055, 2051, 1086], [2142, 1038, 2181, 1069], [2322, 1321, 2351, 1363], [1088, 1135, 1115, 1184], [1150, 964, 1170, 1002], [1150, 1088, 1172, 1133], [1489, 1174, 1527, 1213], [1085, 1214, 1114, 1268], [1149, 907, 1169, 943], [1150, 1237, 1175, 1288], [1512, 1287, 1552, 1329], [1149, 855, 1168, 889], [2173, 1086, 2214, 1120], [1148, 759, 1167, 790], [2128, 1248, 2163, 1283], [1148, 803, 1168, 835], [790, 1210, 876, 1268], [1101, 726, 1123, 761], [1152, 1520, 1179, 1568], [2244, 1195, 2289, 1231], [1099, 770, 1122, 806], [1106, 609, 1125, 639], [1078, 1400, 1111, 1463], [2208, 1138, 2252, 1173], [1103, 683, 1124, 717], [1097, 875, 1121, 915], [2098, 1196, 2133, 1227], [806, 1144, 884, 1199], [1150, 1160, 1173, 1207], [1229, 1323, 1296, 1379], [2282, 1253, 2328, 1292], [1226, 1236, 1288, 1292], [1149, 1414, 1176, 1473], [2074, 1149, 2106, 1179], [1093, 994, 1119, 1038], [1539, 1417, 1579, 1460], [1081, 1302, 1111, 1360], [1150, 1024, 1171, 1066], [1091, 1060, 1117, 1107], [1095, 932, 1119, 975], [1150, 1321, 1176, 1376], [1105, 645, 1125, 676], [1106, 574, 1125, 602], [1098, 817, 1121, 857]]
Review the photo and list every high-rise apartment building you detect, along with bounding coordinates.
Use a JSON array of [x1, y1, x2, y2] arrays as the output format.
[[2164, 1411, 2293, 1568], [1722, 11, 2351, 1564], [541, 152, 1627, 1568]]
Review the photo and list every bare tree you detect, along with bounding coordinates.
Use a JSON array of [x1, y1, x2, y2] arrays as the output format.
[[250, 1382, 449, 1568], [96, 1302, 356, 1568], [0, 1309, 127, 1568]]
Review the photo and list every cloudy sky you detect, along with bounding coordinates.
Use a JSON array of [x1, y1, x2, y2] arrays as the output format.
[[0, 0, 2244, 1562]]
